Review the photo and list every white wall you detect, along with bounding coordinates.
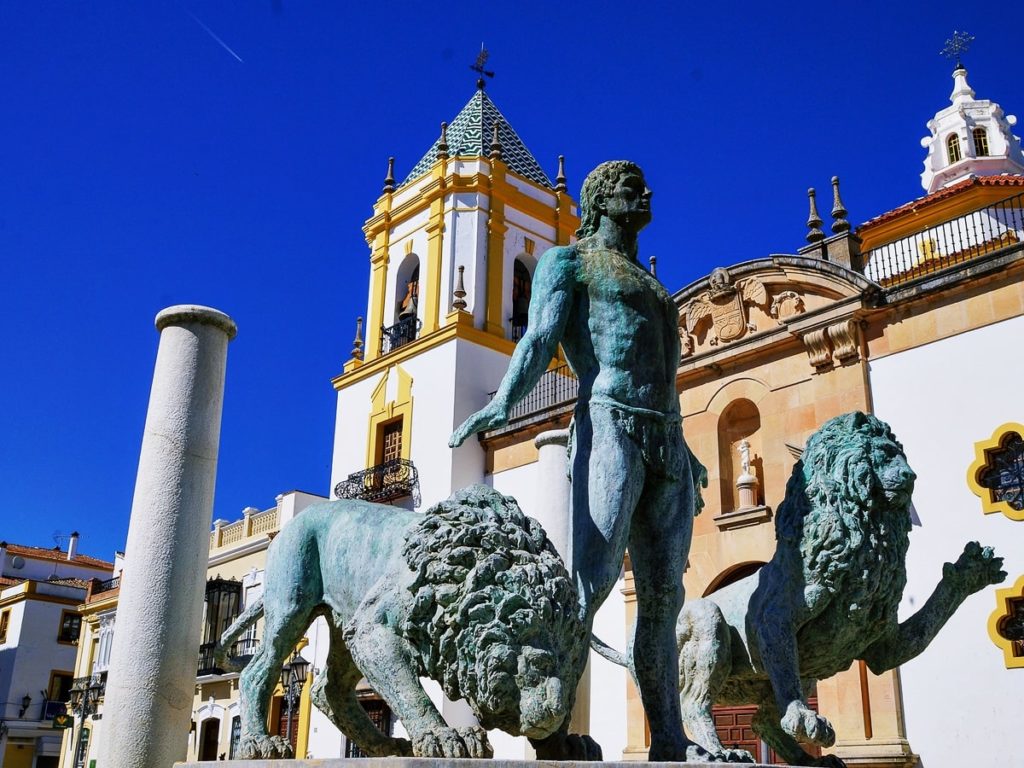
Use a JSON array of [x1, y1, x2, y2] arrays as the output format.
[[869, 315, 1024, 768]]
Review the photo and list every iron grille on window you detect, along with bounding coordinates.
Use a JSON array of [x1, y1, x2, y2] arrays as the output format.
[[334, 458, 421, 507], [345, 698, 394, 758], [979, 431, 1024, 511], [380, 316, 421, 354]]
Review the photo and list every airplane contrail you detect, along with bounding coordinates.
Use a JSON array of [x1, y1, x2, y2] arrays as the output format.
[[187, 10, 244, 63]]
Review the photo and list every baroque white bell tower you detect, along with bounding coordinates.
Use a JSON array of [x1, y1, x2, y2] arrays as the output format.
[[920, 62, 1024, 194]]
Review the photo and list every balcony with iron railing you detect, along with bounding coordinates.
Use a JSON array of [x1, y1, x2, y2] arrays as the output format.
[[86, 575, 121, 603], [334, 458, 421, 507], [863, 191, 1024, 287], [380, 316, 421, 355], [483, 362, 579, 438], [197, 636, 260, 676]]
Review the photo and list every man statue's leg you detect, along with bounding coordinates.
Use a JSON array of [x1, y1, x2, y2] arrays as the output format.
[[630, 473, 709, 761], [531, 409, 643, 760]]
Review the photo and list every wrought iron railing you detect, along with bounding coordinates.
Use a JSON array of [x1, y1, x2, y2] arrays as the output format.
[[380, 317, 421, 354], [864, 191, 1024, 287], [334, 458, 421, 507], [488, 362, 579, 424], [510, 316, 528, 342], [197, 638, 260, 676], [93, 576, 120, 595], [43, 700, 67, 720]]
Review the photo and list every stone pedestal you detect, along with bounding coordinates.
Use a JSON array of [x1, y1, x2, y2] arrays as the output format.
[[534, 428, 589, 735], [99, 305, 236, 768]]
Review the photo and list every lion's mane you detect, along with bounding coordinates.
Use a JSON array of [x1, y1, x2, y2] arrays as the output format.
[[774, 412, 914, 618], [400, 485, 585, 734]]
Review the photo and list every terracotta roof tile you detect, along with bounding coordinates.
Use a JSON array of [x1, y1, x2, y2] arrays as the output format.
[[858, 175, 1024, 230], [3, 542, 114, 571]]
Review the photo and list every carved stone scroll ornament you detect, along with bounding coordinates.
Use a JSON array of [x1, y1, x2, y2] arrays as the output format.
[[801, 320, 861, 369], [685, 268, 769, 347]]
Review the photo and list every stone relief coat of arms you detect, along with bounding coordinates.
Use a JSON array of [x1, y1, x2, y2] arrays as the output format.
[[684, 268, 769, 349]]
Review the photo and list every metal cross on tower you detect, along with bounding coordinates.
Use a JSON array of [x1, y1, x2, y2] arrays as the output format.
[[471, 43, 495, 89], [941, 30, 975, 69]]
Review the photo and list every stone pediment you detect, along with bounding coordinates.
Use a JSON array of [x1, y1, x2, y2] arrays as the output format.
[[674, 256, 876, 366]]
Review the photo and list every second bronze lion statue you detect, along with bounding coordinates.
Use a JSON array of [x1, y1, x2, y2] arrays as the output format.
[[676, 412, 1004, 766]]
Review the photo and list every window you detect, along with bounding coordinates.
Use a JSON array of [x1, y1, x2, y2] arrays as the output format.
[[968, 423, 1024, 520], [380, 419, 403, 464], [511, 259, 532, 340], [58, 611, 82, 643], [947, 133, 962, 163], [48, 671, 74, 702], [345, 697, 393, 757], [0, 610, 9, 643], [229, 716, 242, 758], [973, 127, 990, 157]]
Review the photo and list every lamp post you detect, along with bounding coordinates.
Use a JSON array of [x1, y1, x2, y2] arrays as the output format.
[[68, 678, 102, 768], [279, 651, 310, 751]]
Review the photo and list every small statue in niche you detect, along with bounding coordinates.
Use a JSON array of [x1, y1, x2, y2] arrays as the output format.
[[685, 267, 768, 346]]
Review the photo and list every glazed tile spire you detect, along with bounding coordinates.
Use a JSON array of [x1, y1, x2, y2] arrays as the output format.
[[402, 90, 554, 188]]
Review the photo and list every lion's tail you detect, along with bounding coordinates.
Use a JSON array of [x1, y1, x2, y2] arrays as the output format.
[[590, 633, 627, 667], [214, 595, 264, 671]]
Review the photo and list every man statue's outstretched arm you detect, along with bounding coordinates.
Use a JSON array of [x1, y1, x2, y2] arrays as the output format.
[[450, 246, 576, 447]]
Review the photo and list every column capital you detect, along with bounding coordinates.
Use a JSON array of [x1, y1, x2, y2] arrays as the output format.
[[155, 305, 237, 340]]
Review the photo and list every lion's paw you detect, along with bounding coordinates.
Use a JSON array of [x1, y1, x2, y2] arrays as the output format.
[[532, 732, 603, 761], [781, 701, 835, 747], [455, 726, 493, 758], [944, 542, 1006, 593], [236, 734, 293, 759], [686, 744, 755, 763], [413, 726, 492, 758], [813, 755, 848, 768]]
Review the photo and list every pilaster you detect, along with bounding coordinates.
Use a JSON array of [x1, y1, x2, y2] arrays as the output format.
[[485, 160, 508, 337], [423, 160, 448, 334]]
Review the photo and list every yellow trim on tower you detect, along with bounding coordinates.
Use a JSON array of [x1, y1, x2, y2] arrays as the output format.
[[421, 158, 448, 334], [486, 158, 508, 336], [987, 573, 1024, 669], [333, 321, 517, 390], [365, 366, 414, 468], [966, 422, 1024, 522]]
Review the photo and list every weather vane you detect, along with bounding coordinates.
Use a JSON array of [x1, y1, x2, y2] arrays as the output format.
[[941, 30, 974, 69], [471, 43, 495, 90]]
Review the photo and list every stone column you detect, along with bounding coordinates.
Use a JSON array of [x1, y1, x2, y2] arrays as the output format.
[[534, 429, 590, 735], [98, 305, 236, 768]]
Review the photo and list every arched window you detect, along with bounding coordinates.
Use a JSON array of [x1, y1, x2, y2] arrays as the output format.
[[511, 259, 532, 341], [947, 133, 962, 164], [973, 127, 990, 157], [703, 561, 766, 597], [383, 256, 420, 353]]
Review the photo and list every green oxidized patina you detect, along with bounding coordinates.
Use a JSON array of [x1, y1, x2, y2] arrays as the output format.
[[220, 485, 587, 759], [674, 412, 1005, 766], [452, 161, 708, 761]]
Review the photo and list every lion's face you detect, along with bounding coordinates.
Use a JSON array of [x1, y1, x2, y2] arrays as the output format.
[[869, 438, 916, 510], [468, 642, 572, 740]]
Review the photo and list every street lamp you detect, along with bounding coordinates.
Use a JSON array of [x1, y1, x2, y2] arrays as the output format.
[[279, 651, 310, 750], [68, 678, 103, 768], [18, 694, 31, 718]]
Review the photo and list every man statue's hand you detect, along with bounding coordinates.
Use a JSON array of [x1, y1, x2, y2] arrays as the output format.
[[450, 399, 510, 447]]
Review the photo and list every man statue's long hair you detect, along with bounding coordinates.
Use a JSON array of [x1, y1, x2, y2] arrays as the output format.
[[575, 160, 643, 238]]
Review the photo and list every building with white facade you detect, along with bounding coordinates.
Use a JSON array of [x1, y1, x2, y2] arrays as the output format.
[[0, 537, 114, 768]]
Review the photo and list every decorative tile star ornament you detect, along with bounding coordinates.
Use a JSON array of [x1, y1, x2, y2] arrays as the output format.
[[967, 423, 1024, 521]]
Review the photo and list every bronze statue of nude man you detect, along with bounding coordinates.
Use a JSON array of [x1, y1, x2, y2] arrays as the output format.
[[451, 161, 708, 761]]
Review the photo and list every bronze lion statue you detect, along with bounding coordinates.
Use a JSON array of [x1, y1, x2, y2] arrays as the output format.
[[675, 412, 1004, 766], [219, 485, 589, 759]]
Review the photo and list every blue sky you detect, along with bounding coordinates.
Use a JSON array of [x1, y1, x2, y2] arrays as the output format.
[[1, 2, 1018, 561]]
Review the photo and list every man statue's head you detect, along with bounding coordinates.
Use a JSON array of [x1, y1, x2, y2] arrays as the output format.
[[576, 160, 651, 238]]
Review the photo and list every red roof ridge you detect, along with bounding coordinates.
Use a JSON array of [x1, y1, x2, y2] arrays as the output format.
[[3, 542, 114, 571], [858, 175, 1024, 231]]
